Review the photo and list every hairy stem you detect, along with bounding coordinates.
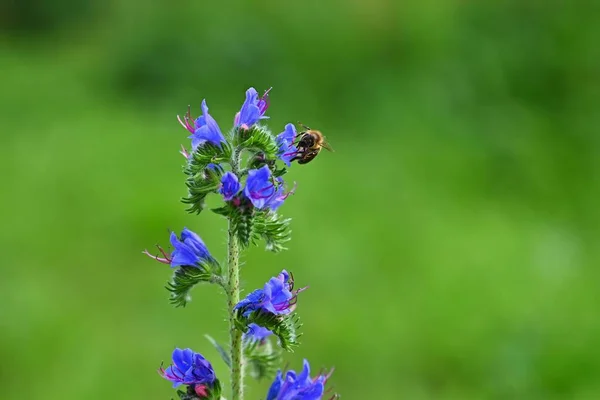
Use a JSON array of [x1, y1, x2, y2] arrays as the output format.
[[227, 148, 243, 400]]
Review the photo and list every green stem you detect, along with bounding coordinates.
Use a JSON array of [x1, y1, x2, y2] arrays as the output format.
[[227, 147, 243, 400]]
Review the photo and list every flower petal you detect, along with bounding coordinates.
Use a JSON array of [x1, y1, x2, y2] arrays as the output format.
[[219, 172, 242, 201], [236, 88, 261, 127], [189, 100, 225, 148], [266, 371, 283, 400], [169, 233, 200, 267]]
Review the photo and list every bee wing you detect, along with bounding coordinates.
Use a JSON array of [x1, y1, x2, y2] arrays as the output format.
[[321, 140, 334, 152]]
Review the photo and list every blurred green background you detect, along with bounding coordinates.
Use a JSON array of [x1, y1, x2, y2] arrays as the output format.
[[1, 1, 599, 399]]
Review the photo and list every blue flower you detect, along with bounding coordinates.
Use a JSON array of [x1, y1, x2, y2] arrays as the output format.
[[243, 323, 273, 343], [234, 87, 271, 128], [143, 228, 214, 268], [265, 177, 294, 211], [178, 100, 225, 150], [234, 270, 303, 317], [266, 359, 332, 400], [243, 323, 273, 344], [244, 166, 294, 210], [244, 165, 274, 209], [160, 348, 216, 388], [169, 228, 214, 267], [276, 123, 298, 166], [219, 172, 241, 201]]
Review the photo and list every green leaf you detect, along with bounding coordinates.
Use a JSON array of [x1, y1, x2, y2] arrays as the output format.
[[252, 211, 291, 252], [181, 164, 222, 214], [211, 201, 256, 248], [271, 165, 288, 178], [236, 310, 302, 352], [211, 204, 232, 217], [213, 203, 291, 252], [234, 211, 254, 248], [187, 142, 232, 175], [234, 126, 280, 160], [205, 334, 231, 368], [244, 339, 281, 381], [223, 202, 254, 249], [181, 142, 231, 214], [166, 264, 221, 308]]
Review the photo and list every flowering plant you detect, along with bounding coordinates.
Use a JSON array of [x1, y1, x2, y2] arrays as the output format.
[[145, 88, 337, 399]]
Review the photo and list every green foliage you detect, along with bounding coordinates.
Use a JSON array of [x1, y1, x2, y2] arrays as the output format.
[[181, 143, 231, 214], [271, 165, 288, 178], [213, 204, 291, 252], [175, 379, 222, 400], [247, 152, 271, 168], [234, 126, 280, 161], [244, 339, 281, 381], [236, 310, 302, 352], [9, 2, 600, 397], [166, 264, 222, 308], [213, 202, 255, 248], [231, 208, 254, 249], [253, 211, 291, 252], [205, 334, 231, 368], [189, 142, 232, 173]]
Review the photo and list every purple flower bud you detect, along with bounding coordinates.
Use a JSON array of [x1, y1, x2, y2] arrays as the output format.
[[234, 87, 271, 128], [219, 172, 241, 201], [266, 359, 333, 400], [276, 123, 299, 167], [159, 348, 216, 388], [234, 270, 305, 317], [143, 228, 214, 268]]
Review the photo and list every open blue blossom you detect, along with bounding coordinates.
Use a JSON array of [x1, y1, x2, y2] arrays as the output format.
[[244, 165, 273, 209], [178, 100, 226, 150], [159, 348, 216, 388], [235, 270, 304, 317], [243, 323, 273, 344], [219, 172, 241, 201], [266, 359, 332, 400], [234, 87, 271, 128], [265, 177, 295, 211], [143, 228, 214, 268], [276, 123, 298, 166], [244, 165, 294, 210]]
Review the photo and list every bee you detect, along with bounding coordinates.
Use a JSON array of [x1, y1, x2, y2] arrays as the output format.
[[291, 123, 333, 164]]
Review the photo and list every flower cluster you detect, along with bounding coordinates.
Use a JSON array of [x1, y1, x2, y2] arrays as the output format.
[[143, 228, 215, 268], [217, 166, 294, 211], [276, 123, 298, 167], [267, 360, 333, 400], [160, 348, 216, 388], [235, 270, 305, 317], [146, 87, 336, 400], [160, 348, 221, 398], [178, 100, 226, 151], [234, 87, 271, 129]]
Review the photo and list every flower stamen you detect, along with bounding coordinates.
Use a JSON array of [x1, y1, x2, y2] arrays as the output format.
[[180, 144, 190, 159], [143, 245, 171, 264], [258, 87, 272, 114], [177, 106, 195, 133]]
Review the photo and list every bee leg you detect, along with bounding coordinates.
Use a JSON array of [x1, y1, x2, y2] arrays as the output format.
[[297, 122, 311, 131]]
